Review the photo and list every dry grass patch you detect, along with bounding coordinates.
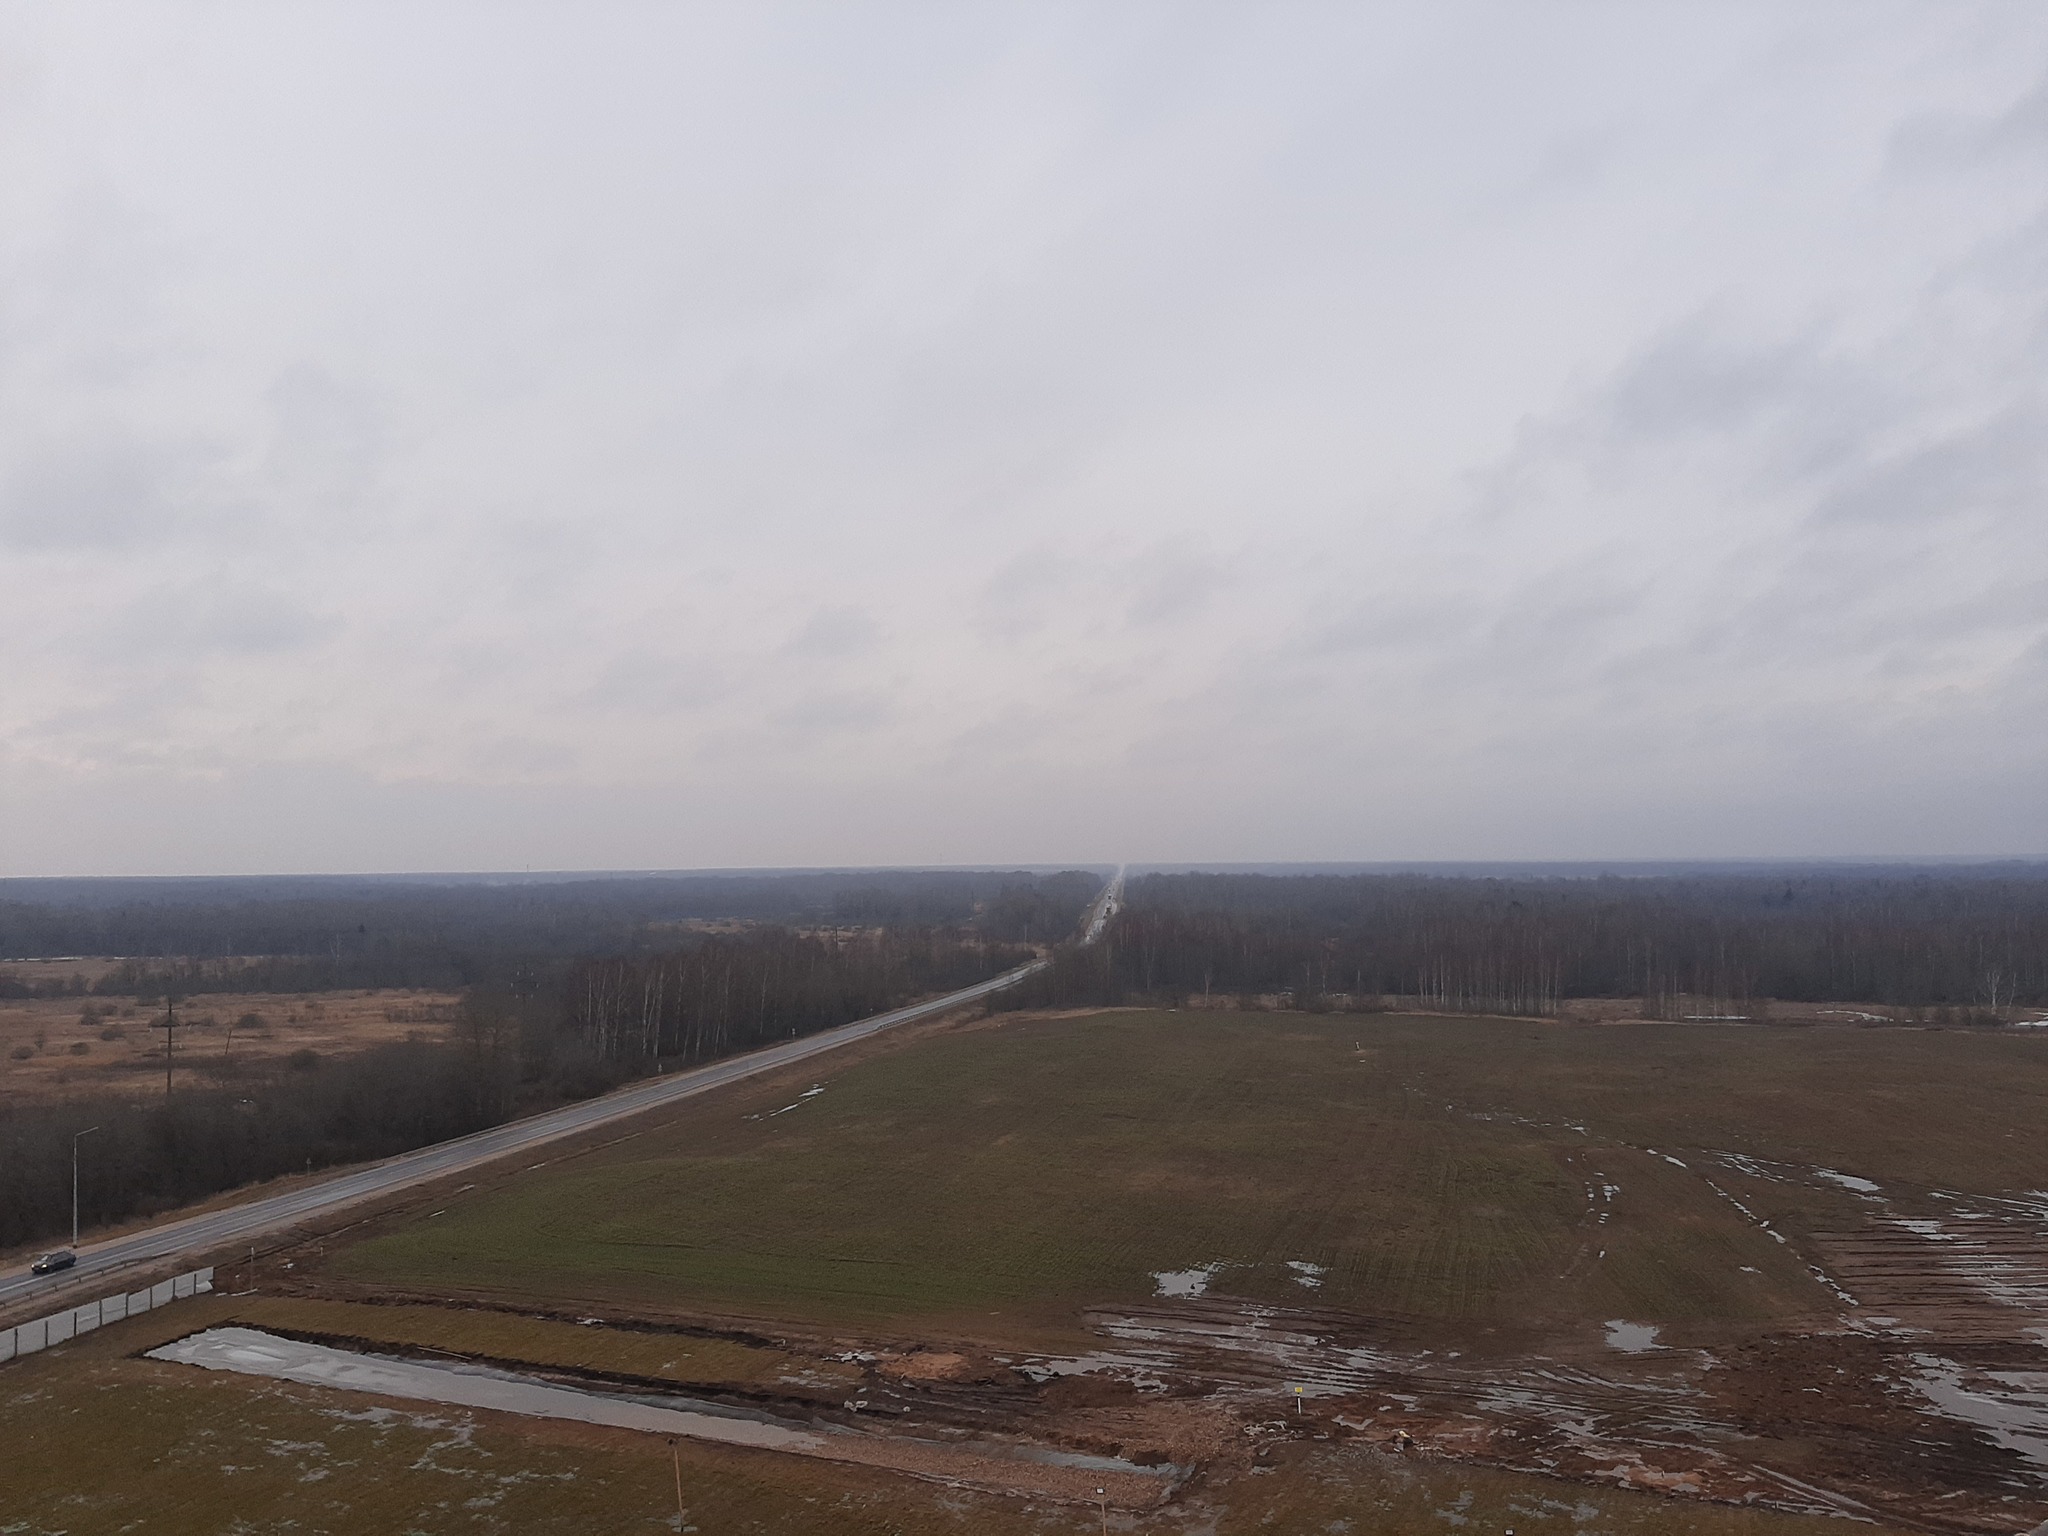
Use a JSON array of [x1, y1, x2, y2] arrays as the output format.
[[0, 986, 461, 1102]]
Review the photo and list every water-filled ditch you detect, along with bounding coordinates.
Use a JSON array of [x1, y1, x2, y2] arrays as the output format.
[[149, 1327, 1176, 1504]]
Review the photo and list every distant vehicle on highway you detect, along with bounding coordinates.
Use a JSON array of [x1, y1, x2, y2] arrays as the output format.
[[29, 1250, 75, 1275]]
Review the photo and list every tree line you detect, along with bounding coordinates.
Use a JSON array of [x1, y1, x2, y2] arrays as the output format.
[[0, 868, 1105, 973], [993, 868, 2048, 1016], [564, 927, 1031, 1067], [0, 870, 1098, 1005], [0, 922, 1041, 1252], [0, 1036, 497, 1254]]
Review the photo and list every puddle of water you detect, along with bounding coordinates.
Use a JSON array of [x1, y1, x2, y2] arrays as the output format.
[[1152, 1264, 1223, 1298], [151, 1327, 823, 1452], [1890, 1217, 1953, 1240], [767, 1085, 826, 1117], [1286, 1261, 1326, 1290], [1908, 1353, 2048, 1475], [1604, 1321, 1661, 1354], [1017, 1348, 1173, 1392], [750, 1085, 828, 1120], [1813, 1169, 1882, 1196]]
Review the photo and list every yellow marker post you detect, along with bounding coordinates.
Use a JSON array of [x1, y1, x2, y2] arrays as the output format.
[[1293, 1384, 1304, 1415]]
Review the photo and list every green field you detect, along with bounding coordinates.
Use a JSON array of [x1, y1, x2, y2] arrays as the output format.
[[324, 1009, 2048, 1339], [13, 1008, 2037, 1534]]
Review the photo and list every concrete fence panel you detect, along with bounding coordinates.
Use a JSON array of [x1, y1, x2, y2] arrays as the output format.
[[3, 1267, 216, 1371]]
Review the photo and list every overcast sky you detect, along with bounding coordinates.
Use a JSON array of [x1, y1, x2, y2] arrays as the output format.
[[2, 3, 2044, 875]]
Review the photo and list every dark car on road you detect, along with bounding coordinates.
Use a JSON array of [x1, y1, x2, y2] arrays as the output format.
[[29, 1250, 76, 1275]]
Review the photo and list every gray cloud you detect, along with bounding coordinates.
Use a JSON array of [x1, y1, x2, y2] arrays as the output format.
[[0, 433, 195, 549], [260, 364, 388, 514], [152, 579, 335, 658], [0, 3, 2044, 872], [782, 605, 881, 660], [1890, 69, 2048, 171]]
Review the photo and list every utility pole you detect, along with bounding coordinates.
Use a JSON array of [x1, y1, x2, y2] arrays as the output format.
[[669, 1437, 684, 1530], [71, 1125, 99, 1246], [155, 996, 180, 1095]]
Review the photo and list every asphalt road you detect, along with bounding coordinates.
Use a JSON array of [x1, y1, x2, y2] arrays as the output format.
[[1086, 865, 1125, 943], [0, 954, 1050, 1313]]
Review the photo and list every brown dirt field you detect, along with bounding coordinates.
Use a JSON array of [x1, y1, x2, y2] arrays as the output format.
[[0, 985, 461, 1102], [0, 1288, 1907, 1535]]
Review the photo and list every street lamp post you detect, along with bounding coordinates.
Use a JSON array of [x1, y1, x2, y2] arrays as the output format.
[[72, 1125, 100, 1247]]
